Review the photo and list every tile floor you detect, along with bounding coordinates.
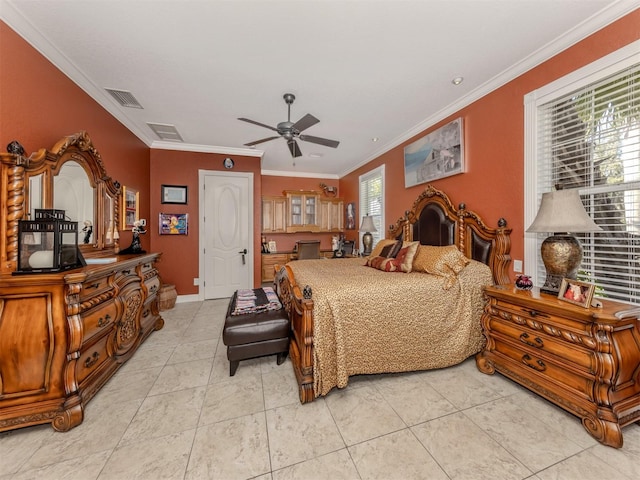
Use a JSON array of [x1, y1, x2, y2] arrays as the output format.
[[1, 298, 639, 480]]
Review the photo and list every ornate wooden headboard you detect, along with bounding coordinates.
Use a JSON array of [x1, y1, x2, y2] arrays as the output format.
[[388, 185, 512, 285]]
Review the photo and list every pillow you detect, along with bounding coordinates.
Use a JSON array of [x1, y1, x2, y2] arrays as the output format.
[[412, 245, 470, 289], [380, 240, 402, 258], [396, 241, 419, 272], [369, 239, 396, 258], [366, 255, 399, 272]]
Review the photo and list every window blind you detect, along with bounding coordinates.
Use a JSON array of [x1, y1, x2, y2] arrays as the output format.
[[535, 63, 640, 304], [359, 165, 385, 249]]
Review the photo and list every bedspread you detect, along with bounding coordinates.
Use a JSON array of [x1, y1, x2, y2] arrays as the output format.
[[287, 257, 493, 397]]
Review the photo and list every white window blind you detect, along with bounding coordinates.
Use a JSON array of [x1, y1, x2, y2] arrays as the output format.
[[359, 165, 385, 249], [535, 62, 640, 304]]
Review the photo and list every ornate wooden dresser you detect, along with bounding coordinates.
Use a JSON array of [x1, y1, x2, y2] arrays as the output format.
[[0, 132, 163, 432], [477, 284, 640, 448]]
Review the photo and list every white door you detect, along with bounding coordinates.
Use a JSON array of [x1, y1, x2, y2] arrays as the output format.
[[200, 170, 253, 299]]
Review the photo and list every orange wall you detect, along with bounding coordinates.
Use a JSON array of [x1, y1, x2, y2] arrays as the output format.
[[339, 10, 640, 279], [0, 21, 151, 252], [262, 175, 341, 252], [148, 149, 262, 293]]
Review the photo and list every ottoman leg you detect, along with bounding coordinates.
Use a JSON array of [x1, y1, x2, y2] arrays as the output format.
[[229, 360, 239, 376], [276, 351, 288, 365]]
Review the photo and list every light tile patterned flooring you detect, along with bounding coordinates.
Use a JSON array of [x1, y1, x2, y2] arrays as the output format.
[[1, 298, 639, 480]]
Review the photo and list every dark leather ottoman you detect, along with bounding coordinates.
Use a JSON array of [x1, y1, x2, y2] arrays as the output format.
[[222, 291, 290, 376]]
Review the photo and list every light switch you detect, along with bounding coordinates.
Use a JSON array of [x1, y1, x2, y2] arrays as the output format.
[[513, 260, 523, 273]]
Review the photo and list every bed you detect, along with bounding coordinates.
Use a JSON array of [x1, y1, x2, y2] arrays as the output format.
[[274, 185, 512, 403]]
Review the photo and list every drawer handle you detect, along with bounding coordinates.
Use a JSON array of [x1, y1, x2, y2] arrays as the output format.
[[86, 282, 100, 290], [97, 314, 111, 327], [144, 263, 151, 269], [142, 308, 150, 318], [149, 284, 158, 293], [526, 309, 549, 319], [522, 354, 546, 372], [122, 269, 131, 275], [519, 332, 543, 349], [84, 352, 100, 368]]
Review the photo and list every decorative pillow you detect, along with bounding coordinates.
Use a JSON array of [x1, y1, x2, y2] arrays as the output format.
[[396, 241, 420, 272], [412, 245, 470, 289], [369, 239, 396, 258], [380, 240, 402, 258], [366, 255, 399, 272]]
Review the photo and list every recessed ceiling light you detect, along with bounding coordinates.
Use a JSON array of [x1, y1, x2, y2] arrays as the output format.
[[372, 137, 379, 142], [452, 77, 464, 85]]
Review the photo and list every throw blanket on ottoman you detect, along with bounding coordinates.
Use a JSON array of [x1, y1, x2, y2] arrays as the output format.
[[231, 286, 282, 316]]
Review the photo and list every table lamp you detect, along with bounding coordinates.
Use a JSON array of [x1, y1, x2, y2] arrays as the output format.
[[360, 215, 377, 256], [527, 188, 602, 294]]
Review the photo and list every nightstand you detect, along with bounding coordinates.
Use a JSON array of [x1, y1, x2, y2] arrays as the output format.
[[476, 284, 640, 448]]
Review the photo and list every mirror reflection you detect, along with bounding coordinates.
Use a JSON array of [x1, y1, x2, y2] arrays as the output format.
[[54, 161, 94, 243]]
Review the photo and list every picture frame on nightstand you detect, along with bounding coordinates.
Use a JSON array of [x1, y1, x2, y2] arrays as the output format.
[[558, 278, 595, 308]]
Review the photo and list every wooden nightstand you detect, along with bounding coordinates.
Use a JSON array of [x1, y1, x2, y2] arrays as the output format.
[[476, 284, 640, 448]]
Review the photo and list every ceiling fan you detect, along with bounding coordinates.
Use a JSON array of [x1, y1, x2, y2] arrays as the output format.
[[238, 93, 340, 158]]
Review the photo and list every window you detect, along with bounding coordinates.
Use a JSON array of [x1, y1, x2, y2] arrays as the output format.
[[359, 165, 385, 250], [525, 41, 639, 305]]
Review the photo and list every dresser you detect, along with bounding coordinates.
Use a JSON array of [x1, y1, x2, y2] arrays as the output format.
[[476, 285, 640, 448], [0, 253, 162, 432]]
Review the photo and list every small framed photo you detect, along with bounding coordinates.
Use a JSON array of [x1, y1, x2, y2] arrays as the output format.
[[558, 278, 595, 308], [268, 240, 277, 253], [161, 184, 188, 204], [159, 213, 188, 235]]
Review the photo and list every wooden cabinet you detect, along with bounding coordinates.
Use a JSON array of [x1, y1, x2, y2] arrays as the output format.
[[284, 190, 319, 233], [262, 196, 287, 233], [261, 192, 344, 234], [261, 253, 290, 283], [319, 198, 344, 232], [0, 253, 163, 432], [476, 285, 640, 448]]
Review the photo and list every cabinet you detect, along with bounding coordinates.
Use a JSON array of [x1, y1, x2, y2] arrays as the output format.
[[261, 253, 290, 283], [0, 253, 163, 432], [476, 285, 640, 448], [319, 198, 344, 232], [284, 190, 319, 233], [262, 196, 287, 233]]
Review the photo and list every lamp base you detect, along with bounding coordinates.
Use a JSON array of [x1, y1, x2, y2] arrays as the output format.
[[539, 234, 583, 295], [362, 232, 373, 256]]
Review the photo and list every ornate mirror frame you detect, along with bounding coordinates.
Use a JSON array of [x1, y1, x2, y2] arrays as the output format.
[[0, 131, 120, 273]]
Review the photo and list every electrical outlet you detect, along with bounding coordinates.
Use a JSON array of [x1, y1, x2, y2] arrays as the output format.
[[139, 218, 147, 227], [513, 260, 523, 273], [193, 278, 199, 286]]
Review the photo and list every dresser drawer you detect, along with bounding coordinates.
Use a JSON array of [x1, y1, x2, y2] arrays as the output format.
[[81, 299, 117, 344], [143, 272, 160, 298], [79, 276, 112, 302], [76, 333, 110, 384], [492, 337, 594, 401], [487, 315, 596, 373]]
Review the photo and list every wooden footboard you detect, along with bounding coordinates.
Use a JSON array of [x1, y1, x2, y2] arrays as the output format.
[[274, 264, 315, 403]]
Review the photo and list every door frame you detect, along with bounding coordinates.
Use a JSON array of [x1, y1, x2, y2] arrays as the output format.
[[198, 169, 254, 301]]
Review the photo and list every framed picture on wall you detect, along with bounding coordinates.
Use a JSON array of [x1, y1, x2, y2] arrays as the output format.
[[403, 117, 464, 188], [121, 186, 139, 231], [161, 184, 188, 204], [159, 213, 188, 235]]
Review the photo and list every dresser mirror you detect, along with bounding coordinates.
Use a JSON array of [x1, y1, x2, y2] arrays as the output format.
[[19, 131, 120, 259]]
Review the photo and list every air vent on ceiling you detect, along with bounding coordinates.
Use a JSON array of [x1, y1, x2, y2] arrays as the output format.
[[105, 88, 143, 109], [147, 123, 184, 142]]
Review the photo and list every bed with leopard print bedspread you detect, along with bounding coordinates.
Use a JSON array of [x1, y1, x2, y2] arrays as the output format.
[[284, 257, 493, 398]]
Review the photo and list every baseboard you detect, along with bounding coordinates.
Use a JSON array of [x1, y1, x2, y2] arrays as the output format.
[[176, 294, 200, 304]]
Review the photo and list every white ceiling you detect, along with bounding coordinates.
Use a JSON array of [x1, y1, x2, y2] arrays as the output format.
[[2, 0, 637, 178]]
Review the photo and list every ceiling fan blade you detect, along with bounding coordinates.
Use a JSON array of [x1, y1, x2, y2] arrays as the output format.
[[238, 117, 278, 132], [287, 139, 302, 157], [291, 113, 320, 133], [299, 134, 340, 148], [244, 136, 280, 146]]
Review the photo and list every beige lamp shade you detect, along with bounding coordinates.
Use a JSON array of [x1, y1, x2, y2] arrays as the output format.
[[527, 189, 602, 233], [359, 215, 377, 232]]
